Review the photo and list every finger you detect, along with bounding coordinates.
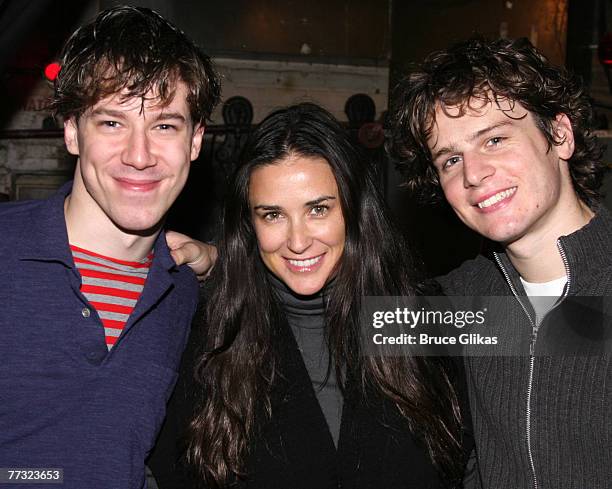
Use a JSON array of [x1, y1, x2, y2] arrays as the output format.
[[169, 247, 187, 266], [165, 230, 191, 251], [174, 242, 205, 267]]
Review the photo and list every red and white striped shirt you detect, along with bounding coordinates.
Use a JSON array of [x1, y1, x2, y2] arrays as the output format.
[[70, 245, 153, 350]]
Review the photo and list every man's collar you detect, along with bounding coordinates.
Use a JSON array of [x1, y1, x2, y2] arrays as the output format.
[[557, 204, 612, 292], [17, 181, 74, 266], [491, 244, 526, 296], [150, 227, 179, 273], [492, 205, 612, 294], [18, 180, 178, 273]]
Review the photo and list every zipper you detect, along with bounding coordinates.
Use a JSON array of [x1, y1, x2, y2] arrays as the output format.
[[494, 252, 539, 489], [493, 253, 538, 489], [525, 356, 537, 489], [493, 242, 571, 489], [556, 241, 572, 302]]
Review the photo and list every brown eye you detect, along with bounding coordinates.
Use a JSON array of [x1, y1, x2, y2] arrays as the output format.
[[310, 205, 329, 216], [101, 120, 120, 128], [263, 211, 281, 222], [443, 156, 462, 170]]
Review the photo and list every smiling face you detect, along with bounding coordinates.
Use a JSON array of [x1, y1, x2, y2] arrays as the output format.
[[249, 155, 346, 296], [64, 81, 204, 235], [427, 97, 577, 247]]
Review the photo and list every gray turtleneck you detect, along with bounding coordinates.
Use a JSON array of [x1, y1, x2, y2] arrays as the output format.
[[269, 274, 343, 447]]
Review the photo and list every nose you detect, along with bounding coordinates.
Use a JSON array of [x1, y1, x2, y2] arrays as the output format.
[[463, 153, 495, 187], [287, 220, 313, 254], [121, 129, 155, 170]]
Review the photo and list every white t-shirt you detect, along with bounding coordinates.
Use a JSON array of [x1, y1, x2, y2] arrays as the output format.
[[520, 275, 568, 325]]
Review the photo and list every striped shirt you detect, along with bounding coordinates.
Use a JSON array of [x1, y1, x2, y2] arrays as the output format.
[[70, 245, 153, 350]]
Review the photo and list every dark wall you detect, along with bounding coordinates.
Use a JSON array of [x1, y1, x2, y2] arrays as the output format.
[[0, 0, 95, 127], [390, 0, 567, 89], [566, 0, 600, 87], [100, 0, 391, 64], [175, 0, 390, 63]]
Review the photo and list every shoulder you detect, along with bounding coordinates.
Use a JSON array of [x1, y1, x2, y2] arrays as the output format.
[[0, 199, 42, 223], [172, 264, 201, 317], [436, 254, 500, 296], [0, 199, 46, 250], [155, 231, 201, 304], [563, 205, 612, 293]]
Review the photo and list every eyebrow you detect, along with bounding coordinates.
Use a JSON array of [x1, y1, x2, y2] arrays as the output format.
[[253, 204, 282, 211], [154, 112, 187, 123], [252, 195, 336, 211], [90, 108, 127, 119], [305, 195, 336, 206], [431, 120, 514, 162], [468, 120, 513, 142], [88, 108, 187, 123]]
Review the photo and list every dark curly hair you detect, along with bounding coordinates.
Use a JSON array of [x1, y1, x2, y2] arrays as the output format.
[[51, 5, 220, 124], [388, 36, 605, 207]]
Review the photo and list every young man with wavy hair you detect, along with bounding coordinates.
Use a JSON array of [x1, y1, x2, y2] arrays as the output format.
[[0, 6, 219, 488], [388, 37, 611, 488]]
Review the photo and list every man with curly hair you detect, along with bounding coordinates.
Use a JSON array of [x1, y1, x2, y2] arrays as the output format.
[[389, 37, 611, 488], [0, 6, 219, 488]]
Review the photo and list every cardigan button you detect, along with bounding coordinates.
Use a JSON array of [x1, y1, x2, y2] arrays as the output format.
[[81, 307, 91, 318]]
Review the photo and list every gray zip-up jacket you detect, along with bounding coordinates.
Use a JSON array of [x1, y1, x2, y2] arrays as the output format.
[[438, 207, 612, 489]]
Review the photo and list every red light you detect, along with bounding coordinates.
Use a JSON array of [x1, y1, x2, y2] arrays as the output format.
[[44, 62, 61, 81], [598, 34, 612, 65]]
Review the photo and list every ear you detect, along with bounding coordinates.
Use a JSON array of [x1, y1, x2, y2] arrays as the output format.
[[64, 117, 80, 156], [190, 124, 205, 161], [554, 113, 575, 161]]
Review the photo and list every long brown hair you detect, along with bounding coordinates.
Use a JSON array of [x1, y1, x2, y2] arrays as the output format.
[[188, 103, 463, 487]]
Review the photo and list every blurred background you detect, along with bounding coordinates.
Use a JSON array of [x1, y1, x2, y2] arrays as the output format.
[[1, 0, 611, 276]]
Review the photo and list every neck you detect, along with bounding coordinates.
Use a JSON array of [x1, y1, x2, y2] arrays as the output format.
[[504, 196, 593, 282], [64, 185, 159, 262]]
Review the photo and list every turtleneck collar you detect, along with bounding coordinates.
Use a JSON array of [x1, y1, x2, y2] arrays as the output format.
[[267, 271, 330, 322]]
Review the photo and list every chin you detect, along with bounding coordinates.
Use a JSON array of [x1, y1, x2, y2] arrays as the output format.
[[286, 278, 326, 297], [111, 213, 165, 235], [480, 220, 527, 244], [461, 213, 520, 243]]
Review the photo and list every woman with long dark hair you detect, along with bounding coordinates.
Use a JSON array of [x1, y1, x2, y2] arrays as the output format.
[[150, 103, 465, 489]]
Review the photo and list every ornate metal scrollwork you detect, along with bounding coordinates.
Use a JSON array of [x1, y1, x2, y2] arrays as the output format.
[[215, 96, 254, 169], [345, 93, 376, 128], [344, 93, 386, 194]]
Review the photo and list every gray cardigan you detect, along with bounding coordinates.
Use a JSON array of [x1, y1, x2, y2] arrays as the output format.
[[438, 207, 612, 489]]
